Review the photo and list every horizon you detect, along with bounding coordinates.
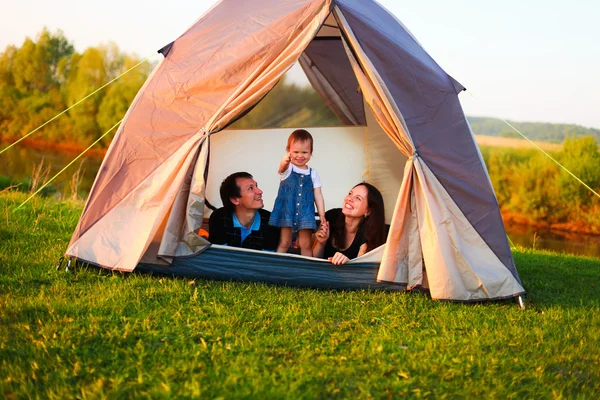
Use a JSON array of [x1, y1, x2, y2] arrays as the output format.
[[2, 0, 599, 130]]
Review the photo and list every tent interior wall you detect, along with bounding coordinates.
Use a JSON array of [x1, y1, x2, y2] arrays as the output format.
[[204, 113, 407, 224]]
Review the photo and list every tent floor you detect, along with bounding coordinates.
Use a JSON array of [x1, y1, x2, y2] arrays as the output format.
[[137, 246, 405, 291]]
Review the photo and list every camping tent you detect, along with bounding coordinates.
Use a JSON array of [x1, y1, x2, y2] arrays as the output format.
[[66, 0, 525, 301]]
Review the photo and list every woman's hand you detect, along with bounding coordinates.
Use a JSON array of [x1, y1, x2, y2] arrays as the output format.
[[315, 221, 329, 244], [328, 251, 350, 265], [312, 221, 328, 259]]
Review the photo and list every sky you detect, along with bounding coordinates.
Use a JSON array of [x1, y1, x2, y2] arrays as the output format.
[[2, 0, 599, 129]]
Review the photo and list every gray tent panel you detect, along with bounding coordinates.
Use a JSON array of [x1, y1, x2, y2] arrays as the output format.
[[336, 0, 518, 281], [301, 38, 366, 125]]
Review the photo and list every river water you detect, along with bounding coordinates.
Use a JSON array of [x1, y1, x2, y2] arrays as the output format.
[[0, 142, 102, 198], [2, 141, 599, 259]]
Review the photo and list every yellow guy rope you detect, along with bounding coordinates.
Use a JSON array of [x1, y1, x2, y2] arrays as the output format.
[[14, 118, 123, 210], [466, 92, 600, 250], [0, 54, 155, 156], [497, 118, 600, 250], [506, 234, 517, 250], [499, 119, 600, 200], [466, 91, 600, 200]]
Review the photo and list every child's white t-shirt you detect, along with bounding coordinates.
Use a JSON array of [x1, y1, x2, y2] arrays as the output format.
[[280, 164, 322, 188]]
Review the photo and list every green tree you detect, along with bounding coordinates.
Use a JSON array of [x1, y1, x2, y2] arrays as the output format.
[[97, 55, 151, 145], [558, 136, 600, 209], [63, 47, 109, 144], [0, 29, 74, 142], [230, 77, 340, 129]]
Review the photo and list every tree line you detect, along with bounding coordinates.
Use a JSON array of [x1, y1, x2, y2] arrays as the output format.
[[0, 29, 340, 150], [4, 29, 598, 150], [0, 29, 151, 148], [480, 136, 600, 232], [468, 116, 600, 143], [2, 29, 599, 232]]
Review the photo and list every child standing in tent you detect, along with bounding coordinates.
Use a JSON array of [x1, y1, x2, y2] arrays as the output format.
[[269, 129, 326, 256]]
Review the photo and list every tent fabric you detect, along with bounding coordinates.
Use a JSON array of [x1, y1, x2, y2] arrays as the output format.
[[67, 0, 333, 269], [66, 0, 525, 301], [379, 157, 525, 300], [299, 39, 366, 125], [67, 135, 208, 270]]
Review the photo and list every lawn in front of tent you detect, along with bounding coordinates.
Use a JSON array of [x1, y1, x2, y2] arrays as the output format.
[[1, 191, 598, 398]]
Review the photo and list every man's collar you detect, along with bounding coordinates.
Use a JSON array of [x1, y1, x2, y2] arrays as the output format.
[[232, 211, 261, 231]]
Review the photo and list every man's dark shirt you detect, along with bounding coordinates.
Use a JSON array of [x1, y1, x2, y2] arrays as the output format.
[[208, 208, 280, 251]]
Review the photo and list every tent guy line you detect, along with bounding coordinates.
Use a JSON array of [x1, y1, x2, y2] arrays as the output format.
[[0, 53, 158, 156], [14, 118, 124, 210], [465, 89, 600, 200], [501, 119, 600, 200], [4, 55, 597, 210]]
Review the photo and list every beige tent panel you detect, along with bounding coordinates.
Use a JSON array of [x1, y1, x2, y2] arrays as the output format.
[[412, 158, 523, 300], [67, 133, 208, 271]]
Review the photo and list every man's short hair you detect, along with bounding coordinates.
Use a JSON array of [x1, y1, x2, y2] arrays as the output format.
[[219, 172, 253, 212]]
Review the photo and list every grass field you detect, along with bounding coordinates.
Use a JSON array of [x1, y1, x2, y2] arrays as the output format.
[[1, 191, 599, 398], [474, 134, 564, 151]]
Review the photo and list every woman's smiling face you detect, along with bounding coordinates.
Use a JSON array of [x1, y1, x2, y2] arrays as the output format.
[[342, 184, 370, 218]]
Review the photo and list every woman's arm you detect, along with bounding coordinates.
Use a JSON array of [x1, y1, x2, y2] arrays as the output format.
[[313, 187, 326, 223], [357, 243, 368, 257]]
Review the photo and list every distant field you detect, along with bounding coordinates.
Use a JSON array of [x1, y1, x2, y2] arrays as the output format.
[[474, 135, 563, 151]]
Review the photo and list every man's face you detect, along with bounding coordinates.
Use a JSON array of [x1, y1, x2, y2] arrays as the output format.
[[231, 177, 264, 211]]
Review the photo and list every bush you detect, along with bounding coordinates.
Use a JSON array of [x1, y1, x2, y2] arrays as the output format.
[[481, 136, 600, 228]]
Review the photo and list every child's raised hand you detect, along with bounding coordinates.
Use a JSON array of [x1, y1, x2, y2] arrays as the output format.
[[278, 152, 292, 174], [283, 152, 292, 165]]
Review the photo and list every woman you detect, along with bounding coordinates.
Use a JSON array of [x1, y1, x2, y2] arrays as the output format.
[[313, 182, 386, 265]]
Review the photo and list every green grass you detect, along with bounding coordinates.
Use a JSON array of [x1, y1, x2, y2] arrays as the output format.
[[1, 191, 599, 399]]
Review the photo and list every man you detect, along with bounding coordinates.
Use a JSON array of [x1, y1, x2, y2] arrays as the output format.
[[208, 172, 280, 250]]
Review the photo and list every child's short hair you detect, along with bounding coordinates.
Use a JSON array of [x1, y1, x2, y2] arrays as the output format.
[[286, 129, 313, 153]]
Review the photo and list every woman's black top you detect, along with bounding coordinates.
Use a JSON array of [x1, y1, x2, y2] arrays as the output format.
[[323, 208, 365, 259]]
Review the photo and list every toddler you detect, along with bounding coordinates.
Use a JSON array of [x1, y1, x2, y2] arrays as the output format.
[[269, 129, 325, 256]]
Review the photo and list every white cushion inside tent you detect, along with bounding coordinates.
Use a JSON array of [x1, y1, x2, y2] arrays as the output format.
[[204, 105, 407, 224]]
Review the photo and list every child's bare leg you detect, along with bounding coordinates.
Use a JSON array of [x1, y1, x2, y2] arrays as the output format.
[[276, 227, 293, 253], [297, 229, 313, 257]]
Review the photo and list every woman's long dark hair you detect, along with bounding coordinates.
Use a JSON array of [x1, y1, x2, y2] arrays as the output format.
[[332, 182, 386, 252]]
